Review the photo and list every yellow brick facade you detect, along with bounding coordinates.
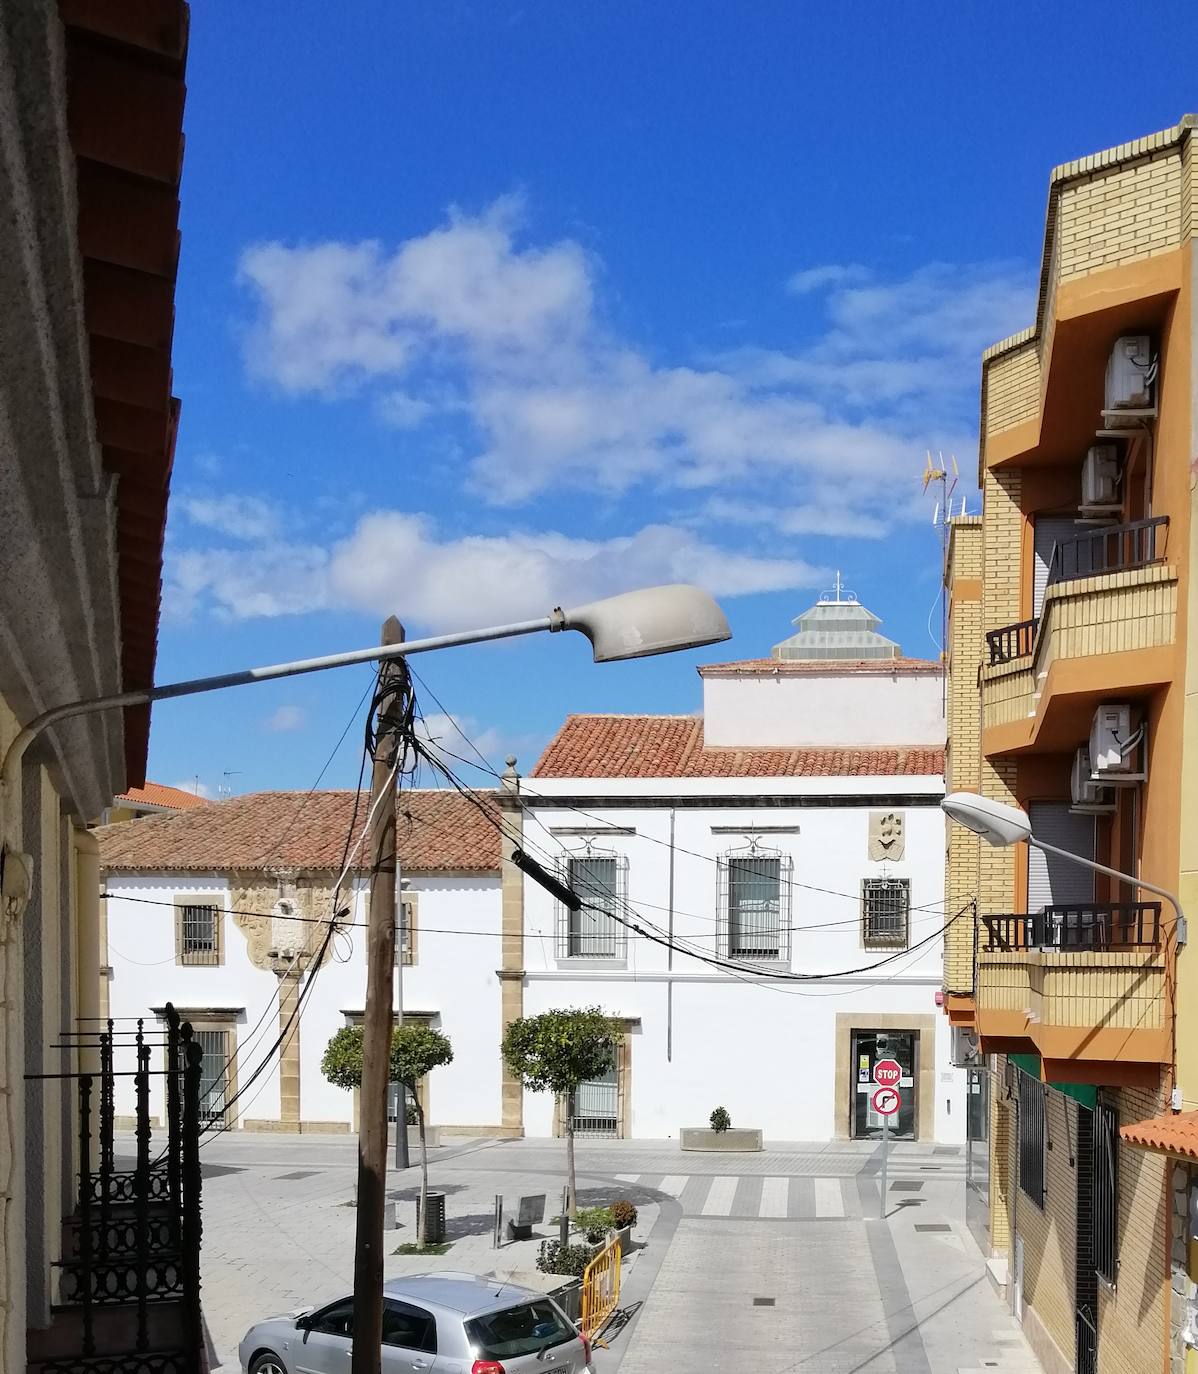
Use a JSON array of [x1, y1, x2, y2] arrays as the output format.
[[985, 343, 1041, 435]]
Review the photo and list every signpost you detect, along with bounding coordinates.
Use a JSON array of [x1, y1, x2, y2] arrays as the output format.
[[872, 1061, 902, 1219]]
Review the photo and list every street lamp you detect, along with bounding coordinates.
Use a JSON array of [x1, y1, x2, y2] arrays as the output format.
[[941, 791, 1187, 943]]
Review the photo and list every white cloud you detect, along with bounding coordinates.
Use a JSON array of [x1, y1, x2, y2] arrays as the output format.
[[236, 202, 1034, 534], [416, 711, 505, 762], [786, 263, 870, 294], [181, 493, 280, 541], [168, 778, 213, 799], [166, 504, 823, 629], [265, 705, 307, 733]]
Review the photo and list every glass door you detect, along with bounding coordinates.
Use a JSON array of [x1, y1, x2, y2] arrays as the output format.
[[850, 1030, 917, 1140]]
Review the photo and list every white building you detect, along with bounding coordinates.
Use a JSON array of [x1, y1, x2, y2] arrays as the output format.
[[516, 588, 963, 1144], [100, 588, 960, 1145]]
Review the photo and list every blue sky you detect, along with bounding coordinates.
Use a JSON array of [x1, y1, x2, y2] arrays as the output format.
[[152, 2, 1198, 797]]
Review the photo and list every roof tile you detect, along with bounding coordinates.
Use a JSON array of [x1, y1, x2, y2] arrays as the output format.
[[531, 715, 945, 780], [116, 782, 210, 811], [98, 789, 502, 874], [1120, 1110, 1198, 1161], [698, 657, 943, 677]]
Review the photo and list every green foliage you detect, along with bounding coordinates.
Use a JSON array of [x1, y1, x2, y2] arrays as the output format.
[[610, 1199, 638, 1229], [500, 1007, 621, 1097], [574, 1205, 614, 1242], [405, 1101, 418, 1126], [709, 1106, 732, 1133], [320, 1023, 454, 1093], [536, 1239, 595, 1278], [393, 1241, 451, 1256]]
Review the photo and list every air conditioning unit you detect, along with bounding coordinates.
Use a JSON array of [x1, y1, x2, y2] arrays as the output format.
[[1070, 745, 1116, 815], [1104, 335, 1155, 414], [950, 1025, 981, 1068], [1089, 703, 1144, 780], [1080, 444, 1121, 512]]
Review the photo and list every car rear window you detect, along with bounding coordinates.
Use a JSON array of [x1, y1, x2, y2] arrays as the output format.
[[465, 1299, 575, 1359]]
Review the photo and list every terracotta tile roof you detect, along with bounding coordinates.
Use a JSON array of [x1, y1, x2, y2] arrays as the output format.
[[98, 789, 502, 874], [698, 657, 943, 677], [1120, 1110, 1198, 1161], [116, 783, 210, 811], [530, 715, 945, 780]]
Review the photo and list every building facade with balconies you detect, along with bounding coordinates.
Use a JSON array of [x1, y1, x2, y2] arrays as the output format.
[[944, 115, 1198, 1374]]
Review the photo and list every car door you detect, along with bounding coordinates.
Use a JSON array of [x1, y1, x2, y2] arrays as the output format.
[[295, 1297, 355, 1374], [380, 1299, 439, 1373]]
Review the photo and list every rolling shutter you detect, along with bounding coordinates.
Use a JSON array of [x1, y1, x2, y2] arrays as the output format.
[[1027, 802, 1095, 910], [1033, 518, 1086, 616]]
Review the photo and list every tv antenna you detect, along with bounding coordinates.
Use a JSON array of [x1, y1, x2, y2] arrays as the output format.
[[218, 770, 241, 801]]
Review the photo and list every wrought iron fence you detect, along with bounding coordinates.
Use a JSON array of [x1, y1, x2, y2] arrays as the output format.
[[861, 878, 910, 949], [1075, 1305, 1098, 1374], [41, 1005, 206, 1374], [1047, 515, 1168, 587], [981, 903, 1162, 952], [986, 617, 1039, 666]]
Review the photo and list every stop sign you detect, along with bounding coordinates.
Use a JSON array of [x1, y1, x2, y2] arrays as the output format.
[[873, 1058, 902, 1088]]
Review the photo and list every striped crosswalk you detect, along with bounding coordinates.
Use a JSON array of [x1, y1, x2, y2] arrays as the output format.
[[602, 1171, 924, 1221]]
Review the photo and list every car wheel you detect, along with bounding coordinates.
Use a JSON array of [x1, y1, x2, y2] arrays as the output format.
[[249, 1353, 288, 1374]]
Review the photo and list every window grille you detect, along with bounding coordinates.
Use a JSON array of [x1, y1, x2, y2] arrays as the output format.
[[1018, 1071, 1046, 1209], [717, 847, 792, 962], [1093, 1102, 1119, 1284], [555, 851, 628, 959], [862, 878, 910, 949], [394, 896, 416, 966], [196, 1028, 230, 1124], [178, 902, 220, 965]]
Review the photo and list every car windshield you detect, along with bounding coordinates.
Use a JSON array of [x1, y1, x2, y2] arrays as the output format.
[[465, 1299, 575, 1359]]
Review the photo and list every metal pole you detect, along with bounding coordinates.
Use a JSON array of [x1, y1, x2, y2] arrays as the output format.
[[352, 618, 405, 1374], [394, 872, 409, 1171], [880, 1111, 889, 1221]]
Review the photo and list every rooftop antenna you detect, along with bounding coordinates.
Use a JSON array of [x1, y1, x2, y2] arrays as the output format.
[[218, 770, 241, 801], [922, 452, 959, 712]]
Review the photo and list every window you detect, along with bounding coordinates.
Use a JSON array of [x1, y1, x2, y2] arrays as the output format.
[[1018, 1072, 1046, 1209], [862, 878, 910, 950], [717, 847, 792, 961], [395, 894, 417, 966], [465, 1300, 576, 1361], [556, 851, 628, 959], [196, 1028, 231, 1125], [175, 897, 222, 966], [307, 1298, 354, 1337], [1093, 1102, 1119, 1284], [381, 1300, 436, 1353]]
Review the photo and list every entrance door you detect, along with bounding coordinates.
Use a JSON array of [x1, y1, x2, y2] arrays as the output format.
[[1033, 517, 1087, 614], [195, 1028, 229, 1125], [851, 1030, 917, 1140], [572, 1061, 619, 1138], [965, 1066, 991, 1252]]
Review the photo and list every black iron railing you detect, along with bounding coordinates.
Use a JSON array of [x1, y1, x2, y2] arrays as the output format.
[[42, 1004, 205, 1374], [981, 903, 1162, 952], [1076, 1305, 1098, 1374], [986, 617, 1039, 666], [1047, 516, 1168, 587]]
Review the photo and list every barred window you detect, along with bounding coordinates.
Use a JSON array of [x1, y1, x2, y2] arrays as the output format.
[[717, 848, 793, 962], [862, 878, 910, 950], [1093, 1101, 1119, 1284], [176, 900, 221, 966], [395, 895, 417, 967], [1018, 1071, 1046, 1209], [556, 851, 628, 959]]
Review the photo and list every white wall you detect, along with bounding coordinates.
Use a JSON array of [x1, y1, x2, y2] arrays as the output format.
[[105, 871, 504, 1132], [702, 671, 945, 747], [518, 775, 964, 1143]]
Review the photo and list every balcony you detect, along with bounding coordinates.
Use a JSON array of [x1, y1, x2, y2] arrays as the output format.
[[980, 518, 1176, 750], [975, 903, 1169, 1085]]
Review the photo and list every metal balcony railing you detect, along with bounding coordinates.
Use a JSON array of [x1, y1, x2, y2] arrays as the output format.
[[1047, 515, 1168, 586], [981, 902, 1162, 952], [985, 617, 1039, 666]]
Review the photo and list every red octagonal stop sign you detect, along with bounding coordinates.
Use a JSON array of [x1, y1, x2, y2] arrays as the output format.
[[873, 1058, 902, 1088]]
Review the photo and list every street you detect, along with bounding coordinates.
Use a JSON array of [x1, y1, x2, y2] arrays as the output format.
[[185, 1134, 1040, 1374]]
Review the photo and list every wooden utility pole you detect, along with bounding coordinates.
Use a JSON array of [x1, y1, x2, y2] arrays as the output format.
[[352, 616, 405, 1374]]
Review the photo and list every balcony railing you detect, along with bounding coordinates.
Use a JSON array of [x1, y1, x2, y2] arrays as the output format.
[[986, 617, 1039, 666], [981, 902, 1162, 952], [1047, 516, 1168, 587]]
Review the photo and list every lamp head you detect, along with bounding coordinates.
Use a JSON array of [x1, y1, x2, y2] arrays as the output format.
[[557, 584, 732, 663], [941, 792, 1032, 847]]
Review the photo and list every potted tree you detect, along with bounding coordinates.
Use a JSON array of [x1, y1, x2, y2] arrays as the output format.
[[501, 1006, 621, 1217], [679, 1105, 763, 1152]]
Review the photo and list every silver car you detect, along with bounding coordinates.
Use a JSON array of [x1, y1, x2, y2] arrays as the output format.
[[238, 1270, 594, 1374]]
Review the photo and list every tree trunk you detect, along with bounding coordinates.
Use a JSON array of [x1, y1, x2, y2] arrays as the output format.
[[416, 1093, 429, 1249], [565, 1092, 577, 1218]]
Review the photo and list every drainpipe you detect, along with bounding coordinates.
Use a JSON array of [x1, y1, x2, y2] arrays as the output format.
[[666, 808, 675, 1062]]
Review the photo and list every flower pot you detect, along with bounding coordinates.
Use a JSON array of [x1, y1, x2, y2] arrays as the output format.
[[679, 1126, 763, 1152]]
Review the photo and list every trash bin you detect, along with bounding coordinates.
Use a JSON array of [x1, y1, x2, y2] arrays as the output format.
[[417, 1191, 446, 1244]]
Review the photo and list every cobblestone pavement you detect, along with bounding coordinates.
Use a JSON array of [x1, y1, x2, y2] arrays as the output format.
[[176, 1134, 1042, 1374]]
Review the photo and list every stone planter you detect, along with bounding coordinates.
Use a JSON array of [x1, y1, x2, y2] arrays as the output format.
[[389, 1124, 441, 1149], [613, 1223, 633, 1253], [679, 1126, 763, 1151]]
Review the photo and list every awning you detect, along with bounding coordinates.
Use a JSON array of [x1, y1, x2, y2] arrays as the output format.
[[1120, 1110, 1198, 1161], [1009, 1052, 1098, 1109]]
